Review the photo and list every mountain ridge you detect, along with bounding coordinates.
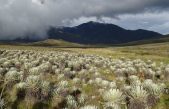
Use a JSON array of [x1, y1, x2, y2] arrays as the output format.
[[47, 21, 162, 44], [0, 21, 164, 45]]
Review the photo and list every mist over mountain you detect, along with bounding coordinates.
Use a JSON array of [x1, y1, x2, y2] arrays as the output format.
[[0, 0, 169, 40], [0, 21, 164, 44]]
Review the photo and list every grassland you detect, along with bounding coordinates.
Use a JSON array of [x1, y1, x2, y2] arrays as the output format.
[[1, 42, 169, 73], [0, 42, 168, 108]]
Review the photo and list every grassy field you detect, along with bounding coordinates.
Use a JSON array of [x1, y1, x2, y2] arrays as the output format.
[[61, 42, 169, 63], [1, 41, 169, 60], [0, 42, 168, 109]]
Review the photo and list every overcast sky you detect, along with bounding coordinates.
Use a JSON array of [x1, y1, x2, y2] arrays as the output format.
[[0, 0, 169, 39]]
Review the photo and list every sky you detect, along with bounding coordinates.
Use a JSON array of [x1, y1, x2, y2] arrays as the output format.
[[0, 0, 169, 40]]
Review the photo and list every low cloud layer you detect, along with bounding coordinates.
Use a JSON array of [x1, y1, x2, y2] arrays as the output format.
[[69, 12, 169, 34], [0, 0, 169, 40]]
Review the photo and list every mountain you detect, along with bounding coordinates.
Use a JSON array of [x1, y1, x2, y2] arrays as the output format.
[[24, 34, 169, 47], [0, 21, 163, 45], [47, 21, 162, 44]]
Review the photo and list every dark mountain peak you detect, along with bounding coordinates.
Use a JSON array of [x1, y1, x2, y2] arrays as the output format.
[[48, 22, 162, 44], [76, 21, 124, 30], [76, 21, 100, 28], [80, 21, 102, 25], [81, 21, 112, 25], [83, 21, 98, 24]]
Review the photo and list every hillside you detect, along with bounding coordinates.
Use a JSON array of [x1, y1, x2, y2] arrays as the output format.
[[48, 21, 162, 44], [25, 39, 83, 47], [121, 34, 169, 45], [1, 34, 169, 48]]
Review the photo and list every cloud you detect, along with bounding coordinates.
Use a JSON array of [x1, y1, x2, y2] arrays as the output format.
[[66, 11, 169, 35], [0, 0, 169, 40]]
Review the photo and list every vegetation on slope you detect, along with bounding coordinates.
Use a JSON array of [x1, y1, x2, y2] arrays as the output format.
[[25, 39, 84, 47]]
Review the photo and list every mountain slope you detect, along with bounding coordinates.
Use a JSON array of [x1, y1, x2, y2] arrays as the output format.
[[120, 34, 169, 45], [1, 35, 169, 47], [25, 39, 83, 47], [48, 21, 162, 44]]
